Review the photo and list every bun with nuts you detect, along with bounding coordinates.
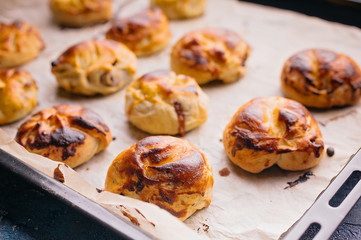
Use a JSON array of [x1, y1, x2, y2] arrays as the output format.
[[49, 0, 112, 27], [104, 136, 214, 221], [150, 0, 206, 19], [223, 96, 324, 173], [125, 70, 208, 136], [51, 40, 136, 96], [0, 69, 37, 125], [16, 104, 112, 168], [281, 49, 361, 108], [0, 21, 44, 68], [106, 8, 171, 57], [171, 28, 250, 85]]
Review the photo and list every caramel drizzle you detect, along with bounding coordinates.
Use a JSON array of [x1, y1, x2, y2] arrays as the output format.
[[173, 101, 185, 137]]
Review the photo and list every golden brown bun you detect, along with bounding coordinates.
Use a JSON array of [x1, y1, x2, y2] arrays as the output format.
[[171, 28, 250, 85], [0, 69, 38, 125], [49, 0, 112, 27], [223, 97, 324, 173], [106, 8, 171, 57], [51, 39, 137, 96], [150, 0, 206, 19], [281, 49, 361, 108], [0, 21, 44, 69], [125, 70, 208, 136], [16, 104, 112, 168], [104, 136, 213, 221]]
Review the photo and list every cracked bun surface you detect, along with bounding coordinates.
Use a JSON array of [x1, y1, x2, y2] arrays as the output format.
[[0, 69, 38, 125], [0, 21, 44, 68], [223, 97, 324, 173], [104, 136, 214, 221], [281, 49, 361, 108], [150, 0, 206, 19], [125, 70, 208, 136], [16, 104, 112, 168], [171, 28, 250, 85], [49, 0, 112, 27], [51, 39, 137, 96], [106, 8, 171, 57]]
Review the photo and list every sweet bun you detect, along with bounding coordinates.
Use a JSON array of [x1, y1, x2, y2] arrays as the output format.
[[106, 8, 171, 57], [281, 49, 361, 108], [16, 104, 112, 168], [0, 21, 44, 68], [171, 28, 250, 85], [51, 39, 137, 96], [150, 0, 206, 19], [125, 70, 208, 136], [223, 97, 324, 173], [104, 136, 214, 221], [0, 69, 37, 125], [49, 0, 112, 27]]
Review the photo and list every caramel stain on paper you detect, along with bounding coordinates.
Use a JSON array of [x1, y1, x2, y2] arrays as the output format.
[[284, 171, 314, 189], [118, 205, 140, 226], [218, 167, 230, 177], [96, 188, 103, 193], [135, 208, 155, 227], [318, 109, 357, 126], [53, 164, 65, 183]]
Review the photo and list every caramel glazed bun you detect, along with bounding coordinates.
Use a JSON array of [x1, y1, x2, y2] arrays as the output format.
[[223, 97, 324, 173], [171, 28, 250, 85], [0, 21, 44, 69], [0, 69, 37, 125], [16, 104, 112, 168], [106, 7, 171, 57], [49, 0, 112, 27], [281, 49, 361, 108], [105, 136, 214, 221], [125, 70, 209, 136], [51, 40, 137, 96], [150, 0, 206, 19]]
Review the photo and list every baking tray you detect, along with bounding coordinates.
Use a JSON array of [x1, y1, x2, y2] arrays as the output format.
[[0, 149, 153, 240]]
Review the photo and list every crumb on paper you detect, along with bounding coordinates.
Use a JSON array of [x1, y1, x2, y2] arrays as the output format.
[[53, 164, 65, 183], [284, 171, 314, 189], [218, 167, 230, 177], [96, 188, 103, 193]]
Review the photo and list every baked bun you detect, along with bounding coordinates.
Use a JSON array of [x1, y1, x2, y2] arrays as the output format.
[[16, 104, 112, 168], [0, 21, 44, 68], [150, 0, 206, 19], [104, 136, 214, 221], [125, 70, 208, 136], [49, 0, 112, 27], [0, 69, 37, 125], [281, 49, 361, 108], [223, 96, 324, 173], [171, 28, 250, 85], [51, 39, 137, 96], [106, 8, 171, 57]]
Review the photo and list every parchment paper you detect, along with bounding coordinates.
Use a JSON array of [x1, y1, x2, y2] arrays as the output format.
[[1, 0, 361, 239]]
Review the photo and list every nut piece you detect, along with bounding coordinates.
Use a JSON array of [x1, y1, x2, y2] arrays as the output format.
[[171, 28, 250, 85], [106, 8, 171, 57], [49, 0, 112, 27], [0, 21, 44, 68], [16, 104, 112, 168], [125, 70, 209, 136], [281, 49, 361, 108], [150, 0, 206, 19], [0, 69, 38, 125], [223, 97, 324, 173], [105, 136, 214, 221], [51, 40, 137, 96]]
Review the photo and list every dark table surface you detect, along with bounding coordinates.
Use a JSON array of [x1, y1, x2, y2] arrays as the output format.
[[1, 1, 361, 239]]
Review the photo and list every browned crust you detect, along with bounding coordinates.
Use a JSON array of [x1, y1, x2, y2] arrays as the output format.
[[106, 8, 171, 56], [15, 104, 111, 165], [223, 97, 324, 173], [50, 0, 112, 15], [281, 49, 361, 108], [104, 136, 213, 220]]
